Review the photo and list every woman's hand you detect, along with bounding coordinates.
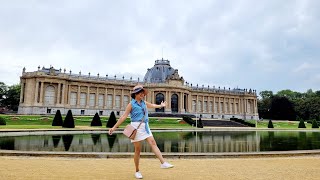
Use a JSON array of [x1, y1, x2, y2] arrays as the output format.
[[109, 127, 116, 135], [160, 101, 167, 108]]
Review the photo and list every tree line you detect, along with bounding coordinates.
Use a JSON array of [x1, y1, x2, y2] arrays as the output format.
[[0, 82, 20, 112], [258, 89, 320, 121]]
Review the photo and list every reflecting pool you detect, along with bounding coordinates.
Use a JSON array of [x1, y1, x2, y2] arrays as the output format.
[[1, 131, 320, 153]]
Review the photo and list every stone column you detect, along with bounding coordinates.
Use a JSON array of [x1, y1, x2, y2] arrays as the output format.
[[39, 81, 44, 103], [67, 85, 71, 105], [34, 80, 39, 103], [20, 81, 24, 103], [104, 88, 108, 109], [112, 88, 116, 109], [152, 91, 155, 104], [57, 83, 61, 104], [121, 89, 124, 110], [61, 83, 65, 104], [86, 86, 90, 108], [213, 96, 216, 113], [196, 95, 199, 112], [95, 87, 99, 108], [77, 85, 81, 106], [202, 96, 205, 113]]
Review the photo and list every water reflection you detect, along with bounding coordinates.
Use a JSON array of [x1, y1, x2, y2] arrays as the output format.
[[0, 131, 319, 153]]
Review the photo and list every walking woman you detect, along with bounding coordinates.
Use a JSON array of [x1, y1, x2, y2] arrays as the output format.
[[108, 85, 174, 179]]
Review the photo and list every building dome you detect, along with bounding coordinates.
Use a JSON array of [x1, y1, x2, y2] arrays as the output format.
[[144, 59, 176, 83]]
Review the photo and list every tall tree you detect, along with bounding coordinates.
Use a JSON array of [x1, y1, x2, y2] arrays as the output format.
[[270, 96, 296, 120], [0, 82, 7, 106], [2, 84, 20, 111], [259, 90, 273, 99]]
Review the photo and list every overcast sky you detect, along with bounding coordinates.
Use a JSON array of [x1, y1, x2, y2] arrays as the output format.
[[0, 0, 319, 95]]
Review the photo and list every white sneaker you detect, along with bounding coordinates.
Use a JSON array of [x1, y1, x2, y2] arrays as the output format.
[[135, 171, 143, 179], [161, 162, 174, 169]]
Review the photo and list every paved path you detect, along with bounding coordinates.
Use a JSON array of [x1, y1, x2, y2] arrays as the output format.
[[1, 156, 320, 180]]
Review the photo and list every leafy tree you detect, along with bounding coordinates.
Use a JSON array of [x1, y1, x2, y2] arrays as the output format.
[[52, 110, 63, 126], [268, 119, 274, 128], [269, 96, 296, 120], [106, 111, 117, 128], [1, 84, 20, 111], [0, 82, 7, 105], [63, 110, 75, 128], [298, 117, 306, 128], [0, 116, 6, 125], [91, 112, 102, 126], [259, 90, 273, 99]]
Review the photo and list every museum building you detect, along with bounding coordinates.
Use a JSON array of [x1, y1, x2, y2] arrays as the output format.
[[18, 59, 259, 119]]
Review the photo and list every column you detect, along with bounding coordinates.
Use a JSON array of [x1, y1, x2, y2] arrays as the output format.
[[95, 87, 99, 108], [61, 83, 65, 104], [180, 92, 185, 113], [121, 89, 124, 109], [196, 95, 199, 112], [20, 81, 24, 103], [112, 88, 115, 109], [213, 96, 215, 113], [86, 86, 90, 108], [77, 85, 81, 106], [39, 81, 44, 103], [202, 96, 205, 113], [57, 83, 61, 104], [67, 85, 71, 105], [34, 80, 39, 103], [233, 99, 236, 114], [152, 91, 155, 104], [217, 97, 220, 114], [104, 88, 108, 109]]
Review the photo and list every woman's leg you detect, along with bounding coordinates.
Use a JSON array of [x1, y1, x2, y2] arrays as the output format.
[[146, 136, 165, 164], [133, 141, 141, 172]]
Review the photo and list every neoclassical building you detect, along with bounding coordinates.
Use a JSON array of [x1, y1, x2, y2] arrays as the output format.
[[18, 59, 259, 119]]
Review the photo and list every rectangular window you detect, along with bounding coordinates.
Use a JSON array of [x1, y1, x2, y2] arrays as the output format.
[[231, 103, 234, 113], [89, 93, 95, 107], [209, 102, 212, 113], [235, 103, 238, 113], [99, 111, 103, 115], [80, 93, 86, 106], [225, 103, 229, 113], [107, 94, 113, 108], [203, 101, 207, 112], [198, 100, 202, 112], [214, 102, 218, 113], [98, 94, 104, 107], [192, 100, 196, 112], [123, 95, 129, 107], [220, 102, 223, 113], [70, 92, 77, 106], [115, 95, 121, 109], [81, 110, 85, 115]]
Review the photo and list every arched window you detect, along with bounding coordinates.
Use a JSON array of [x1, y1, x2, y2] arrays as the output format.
[[155, 93, 165, 112], [44, 85, 55, 106], [171, 94, 178, 113]]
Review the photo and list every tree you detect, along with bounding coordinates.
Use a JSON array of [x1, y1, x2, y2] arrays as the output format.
[[269, 96, 296, 120], [259, 90, 273, 99], [91, 112, 102, 126], [1, 84, 20, 111], [63, 110, 75, 128], [52, 110, 63, 126], [106, 111, 117, 128], [268, 119, 274, 128], [0, 82, 7, 105]]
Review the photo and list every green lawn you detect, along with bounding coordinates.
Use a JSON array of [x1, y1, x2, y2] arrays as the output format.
[[0, 115, 191, 129], [247, 120, 315, 129]]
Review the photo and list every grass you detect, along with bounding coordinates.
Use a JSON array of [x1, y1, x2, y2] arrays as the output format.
[[0, 115, 191, 129], [246, 120, 315, 129]]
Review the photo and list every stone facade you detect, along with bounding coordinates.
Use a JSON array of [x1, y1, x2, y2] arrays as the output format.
[[18, 60, 259, 120]]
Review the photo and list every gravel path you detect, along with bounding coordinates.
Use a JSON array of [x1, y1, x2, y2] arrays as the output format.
[[1, 156, 319, 180]]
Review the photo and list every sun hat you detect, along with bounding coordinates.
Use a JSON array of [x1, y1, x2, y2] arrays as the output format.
[[131, 85, 148, 96]]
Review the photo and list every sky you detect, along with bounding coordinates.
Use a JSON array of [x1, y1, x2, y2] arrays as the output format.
[[0, 0, 319, 95]]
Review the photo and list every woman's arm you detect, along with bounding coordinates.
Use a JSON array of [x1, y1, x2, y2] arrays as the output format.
[[108, 103, 132, 135], [146, 101, 167, 109]]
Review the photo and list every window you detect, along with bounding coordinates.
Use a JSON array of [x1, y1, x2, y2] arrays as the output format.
[[198, 100, 202, 112], [203, 101, 207, 112], [44, 86, 55, 105], [155, 93, 165, 112], [98, 94, 104, 107], [123, 95, 129, 107], [107, 94, 113, 108], [80, 93, 86, 106], [115, 95, 121, 109], [235, 103, 238, 113], [89, 93, 95, 107], [47, 108, 51, 114], [81, 110, 85, 115], [70, 92, 77, 106], [209, 102, 212, 113], [192, 100, 196, 112], [214, 102, 218, 113], [117, 111, 120, 116], [220, 102, 223, 113], [231, 103, 234, 113], [99, 111, 103, 115]]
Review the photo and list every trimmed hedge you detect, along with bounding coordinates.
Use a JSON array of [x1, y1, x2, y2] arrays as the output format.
[[230, 118, 255, 127], [182, 116, 203, 128], [106, 111, 117, 128], [298, 118, 306, 128], [63, 110, 75, 128], [0, 116, 6, 125], [149, 113, 195, 118], [268, 119, 274, 128], [52, 110, 63, 126], [91, 113, 102, 126], [312, 119, 319, 128]]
